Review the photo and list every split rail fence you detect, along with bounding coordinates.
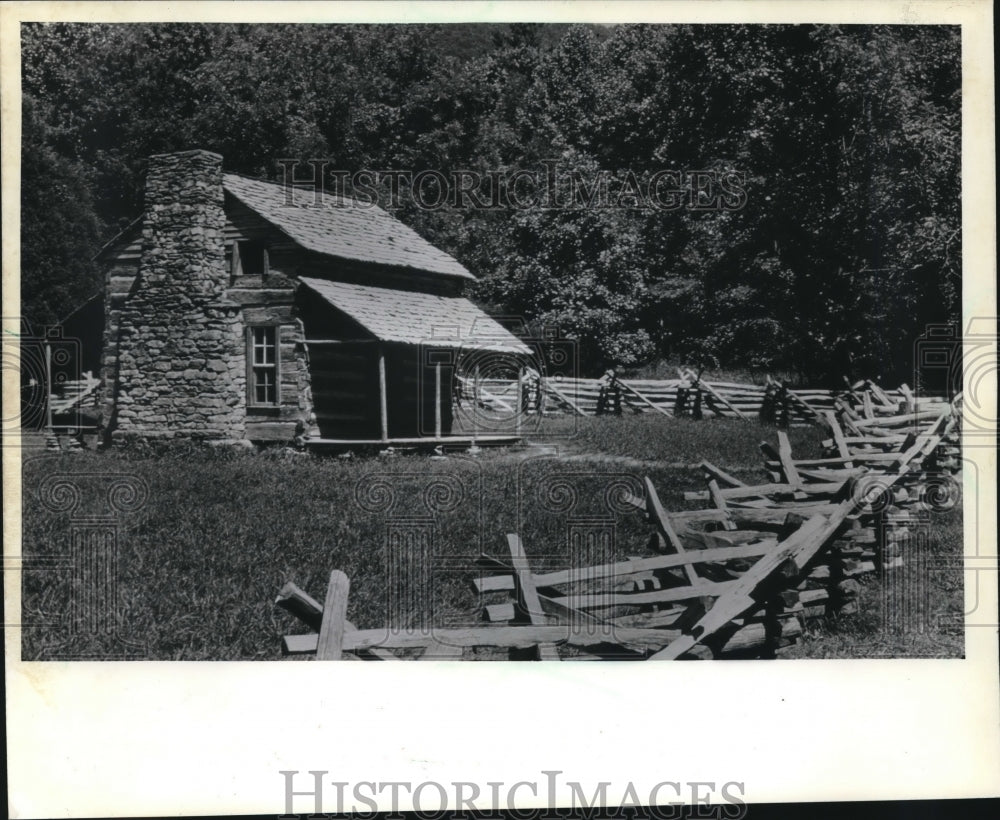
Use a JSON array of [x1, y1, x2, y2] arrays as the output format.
[[277, 387, 961, 661], [460, 370, 949, 428]]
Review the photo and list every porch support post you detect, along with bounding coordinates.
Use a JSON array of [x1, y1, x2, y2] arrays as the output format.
[[516, 364, 524, 436], [45, 340, 54, 433], [471, 364, 479, 446], [378, 346, 388, 443], [434, 361, 442, 440]]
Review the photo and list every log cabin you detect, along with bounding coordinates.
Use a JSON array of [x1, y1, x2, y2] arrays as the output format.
[[69, 150, 530, 446]]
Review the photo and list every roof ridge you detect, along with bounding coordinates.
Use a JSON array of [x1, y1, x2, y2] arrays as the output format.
[[222, 170, 367, 209], [221, 173, 474, 281]]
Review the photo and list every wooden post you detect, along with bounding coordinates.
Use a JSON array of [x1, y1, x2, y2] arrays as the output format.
[[317, 570, 351, 660], [776, 431, 805, 494], [378, 347, 388, 443], [434, 361, 442, 440], [515, 365, 524, 436], [471, 364, 479, 447], [824, 410, 854, 468], [867, 379, 896, 410], [708, 480, 738, 531], [787, 389, 823, 424], [275, 581, 325, 631], [698, 460, 748, 488], [899, 383, 914, 414], [759, 378, 774, 424], [507, 534, 560, 660], [684, 368, 749, 420], [874, 507, 888, 577], [44, 340, 54, 433], [643, 477, 700, 588]]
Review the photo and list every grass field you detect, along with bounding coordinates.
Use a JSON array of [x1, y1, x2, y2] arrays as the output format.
[[623, 360, 805, 386], [19, 416, 963, 660]]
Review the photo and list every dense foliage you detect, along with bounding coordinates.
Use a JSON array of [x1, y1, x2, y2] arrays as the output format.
[[21, 23, 960, 381]]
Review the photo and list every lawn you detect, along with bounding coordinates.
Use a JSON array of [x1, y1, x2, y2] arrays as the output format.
[[19, 416, 963, 660]]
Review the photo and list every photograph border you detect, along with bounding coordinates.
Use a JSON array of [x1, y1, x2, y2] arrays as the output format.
[[3, 1, 997, 816]]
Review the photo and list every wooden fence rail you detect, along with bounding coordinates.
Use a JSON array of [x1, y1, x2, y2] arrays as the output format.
[[277, 395, 960, 661], [456, 373, 949, 428]]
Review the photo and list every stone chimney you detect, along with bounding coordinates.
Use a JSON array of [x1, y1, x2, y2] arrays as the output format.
[[113, 150, 246, 440]]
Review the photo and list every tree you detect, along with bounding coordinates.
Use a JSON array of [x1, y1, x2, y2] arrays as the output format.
[[18, 22, 961, 381], [20, 95, 102, 325]]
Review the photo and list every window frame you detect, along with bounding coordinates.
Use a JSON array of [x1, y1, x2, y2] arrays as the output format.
[[246, 324, 281, 408], [231, 240, 269, 279]]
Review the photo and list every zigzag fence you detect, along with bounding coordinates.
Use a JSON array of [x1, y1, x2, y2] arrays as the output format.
[[461, 370, 949, 428], [277, 397, 961, 661]]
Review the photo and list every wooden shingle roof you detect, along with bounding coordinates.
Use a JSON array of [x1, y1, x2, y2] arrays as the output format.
[[223, 174, 474, 281], [299, 277, 531, 354]]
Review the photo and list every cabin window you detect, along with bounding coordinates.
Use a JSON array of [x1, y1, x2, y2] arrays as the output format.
[[233, 241, 269, 277], [248, 326, 280, 406]]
